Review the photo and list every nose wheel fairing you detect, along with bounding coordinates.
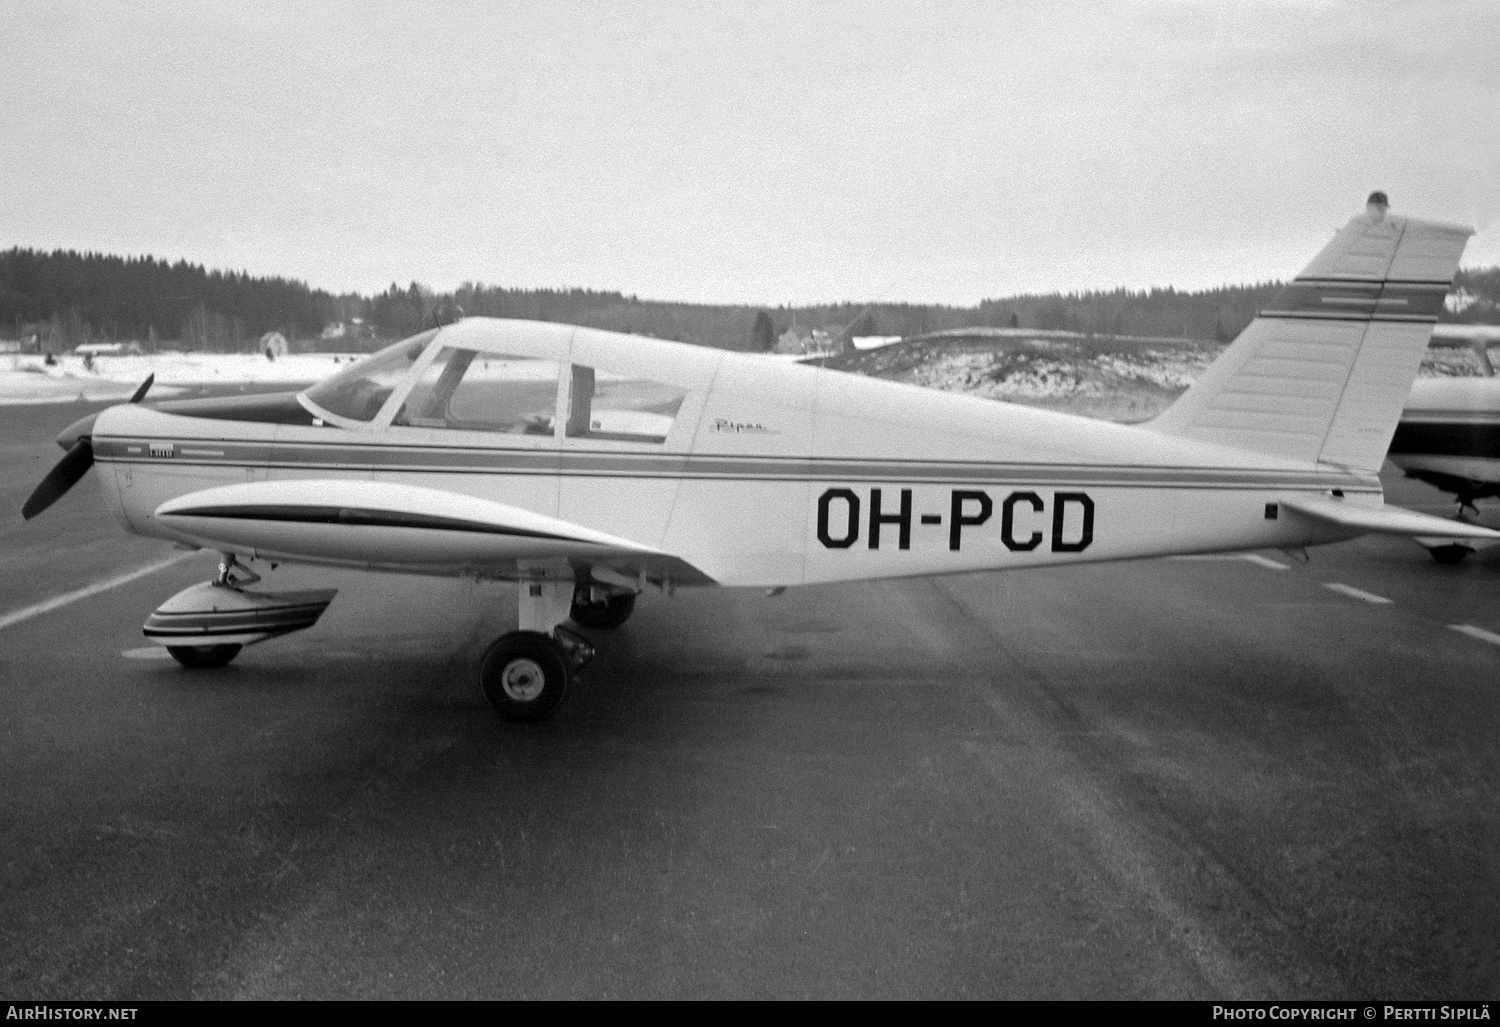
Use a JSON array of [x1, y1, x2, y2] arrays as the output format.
[[143, 581, 338, 648]]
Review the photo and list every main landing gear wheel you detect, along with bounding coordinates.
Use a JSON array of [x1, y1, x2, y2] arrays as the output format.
[[569, 586, 636, 630], [1427, 544, 1473, 565], [480, 631, 571, 721], [166, 644, 242, 669]]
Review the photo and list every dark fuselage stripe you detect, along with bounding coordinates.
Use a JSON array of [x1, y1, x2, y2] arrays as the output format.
[[1388, 422, 1500, 459], [1400, 411, 1500, 426], [161, 505, 588, 541]]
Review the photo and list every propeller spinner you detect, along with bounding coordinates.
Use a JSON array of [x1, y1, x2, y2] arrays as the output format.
[[21, 374, 153, 520]]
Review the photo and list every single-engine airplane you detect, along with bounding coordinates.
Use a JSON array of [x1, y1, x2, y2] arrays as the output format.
[[1387, 325, 1500, 562], [22, 193, 1500, 719]]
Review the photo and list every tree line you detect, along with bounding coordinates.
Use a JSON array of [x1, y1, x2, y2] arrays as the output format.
[[3, 246, 1497, 354]]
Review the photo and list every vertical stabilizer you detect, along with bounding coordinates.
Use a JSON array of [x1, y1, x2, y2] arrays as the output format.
[[1148, 195, 1472, 471]]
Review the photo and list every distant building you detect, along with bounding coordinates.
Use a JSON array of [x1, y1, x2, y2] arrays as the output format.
[[74, 342, 142, 356], [321, 320, 374, 343], [776, 319, 849, 356], [20, 322, 49, 353], [819, 326, 851, 355], [775, 323, 813, 354]]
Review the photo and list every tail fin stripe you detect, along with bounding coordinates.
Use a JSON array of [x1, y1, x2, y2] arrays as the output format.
[[1260, 280, 1447, 322]]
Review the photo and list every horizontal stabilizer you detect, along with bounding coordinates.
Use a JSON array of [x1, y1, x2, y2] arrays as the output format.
[[1279, 495, 1500, 540]]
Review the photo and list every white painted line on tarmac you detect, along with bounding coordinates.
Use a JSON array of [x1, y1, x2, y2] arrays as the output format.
[[1240, 554, 1289, 570], [1172, 553, 1288, 570], [1450, 624, 1500, 647], [121, 646, 175, 660], [1323, 583, 1393, 605], [0, 552, 199, 634]]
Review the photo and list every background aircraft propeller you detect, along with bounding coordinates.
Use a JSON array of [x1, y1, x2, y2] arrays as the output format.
[[128, 374, 154, 404], [21, 374, 153, 520]]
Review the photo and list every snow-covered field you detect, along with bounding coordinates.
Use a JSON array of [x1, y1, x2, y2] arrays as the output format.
[[828, 334, 1493, 423], [896, 346, 1217, 422], [0, 352, 354, 405], [822, 335, 1226, 422]]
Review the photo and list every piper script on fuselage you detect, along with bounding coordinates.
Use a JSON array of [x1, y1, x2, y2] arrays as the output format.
[[816, 486, 1095, 553]]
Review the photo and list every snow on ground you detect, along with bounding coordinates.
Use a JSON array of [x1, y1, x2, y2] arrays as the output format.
[[832, 334, 1493, 424], [883, 342, 1219, 422], [0, 352, 354, 405]]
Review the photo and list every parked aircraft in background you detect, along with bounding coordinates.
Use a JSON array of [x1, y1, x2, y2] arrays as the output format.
[[22, 194, 1500, 719], [1428, 324, 1500, 376], [1389, 324, 1500, 562]]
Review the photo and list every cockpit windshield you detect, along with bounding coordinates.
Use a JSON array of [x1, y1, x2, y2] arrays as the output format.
[[302, 329, 437, 422]]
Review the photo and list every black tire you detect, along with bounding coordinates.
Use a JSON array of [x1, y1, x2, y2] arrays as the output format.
[[570, 587, 636, 630], [1429, 544, 1472, 565], [479, 631, 570, 721], [167, 644, 242, 669]]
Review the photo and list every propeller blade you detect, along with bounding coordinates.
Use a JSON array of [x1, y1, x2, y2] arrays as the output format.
[[23, 375, 149, 520], [129, 373, 154, 404], [22, 438, 95, 520]]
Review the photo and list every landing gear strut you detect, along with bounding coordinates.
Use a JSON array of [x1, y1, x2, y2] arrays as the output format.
[[479, 577, 599, 721], [166, 554, 258, 668], [1425, 499, 1484, 564]]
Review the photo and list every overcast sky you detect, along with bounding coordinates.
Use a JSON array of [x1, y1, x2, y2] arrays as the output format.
[[3, 1, 1497, 305]]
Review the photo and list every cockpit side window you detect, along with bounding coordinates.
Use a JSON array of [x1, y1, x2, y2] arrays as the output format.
[[303, 330, 435, 423], [565, 365, 687, 444], [393, 347, 561, 436]]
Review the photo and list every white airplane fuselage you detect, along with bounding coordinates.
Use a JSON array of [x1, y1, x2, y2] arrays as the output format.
[[89, 320, 1369, 589]]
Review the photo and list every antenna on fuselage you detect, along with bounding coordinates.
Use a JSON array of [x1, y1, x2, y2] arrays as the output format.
[[427, 301, 465, 329]]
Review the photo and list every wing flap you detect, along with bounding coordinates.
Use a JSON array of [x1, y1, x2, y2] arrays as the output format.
[[1279, 494, 1500, 540]]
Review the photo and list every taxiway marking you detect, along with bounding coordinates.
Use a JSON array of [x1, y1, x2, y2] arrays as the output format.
[[0, 552, 198, 634], [1323, 583, 1392, 605], [121, 646, 175, 660], [1173, 553, 1289, 570], [1240, 554, 1290, 570], [1449, 624, 1500, 648]]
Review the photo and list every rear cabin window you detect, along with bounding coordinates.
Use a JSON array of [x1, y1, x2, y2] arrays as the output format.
[[565, 365, 687, 444], [393, 347, 561, 435], [304, 330, 434, 422]]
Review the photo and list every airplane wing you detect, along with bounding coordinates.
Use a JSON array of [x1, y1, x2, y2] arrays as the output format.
[[1278, 494, 1500, 540], [152, 479, 716, 586]]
